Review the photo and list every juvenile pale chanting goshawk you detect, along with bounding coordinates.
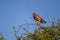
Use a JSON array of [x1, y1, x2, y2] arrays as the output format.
[[33, 12, 46, 23]]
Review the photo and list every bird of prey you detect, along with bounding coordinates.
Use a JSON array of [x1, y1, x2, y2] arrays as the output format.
[[33, 12, 46, 23]]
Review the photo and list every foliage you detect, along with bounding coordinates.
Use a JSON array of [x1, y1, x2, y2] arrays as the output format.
[[1, 18, 60, 40], [0, 34, 5, 40], [12, 18, 60, 40]]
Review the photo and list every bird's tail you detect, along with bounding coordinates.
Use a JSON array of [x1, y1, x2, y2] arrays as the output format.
[[43, 20, 46, 23], [40, 19, 46, 23]]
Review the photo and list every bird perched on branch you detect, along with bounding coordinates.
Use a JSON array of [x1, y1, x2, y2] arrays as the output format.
[[33, 12, 46, 23]]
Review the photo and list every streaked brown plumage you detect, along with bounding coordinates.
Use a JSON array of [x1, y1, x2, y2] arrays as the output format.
[[33, 12, 46, 23]]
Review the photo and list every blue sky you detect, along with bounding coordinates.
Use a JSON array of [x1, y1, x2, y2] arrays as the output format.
[[0, 0, 60, 40]]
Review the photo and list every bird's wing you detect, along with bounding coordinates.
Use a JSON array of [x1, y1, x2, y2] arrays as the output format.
[[33, 13, 42, 21]]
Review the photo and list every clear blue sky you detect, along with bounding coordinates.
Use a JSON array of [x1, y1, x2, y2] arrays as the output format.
[[0, 0, 60, 40]]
